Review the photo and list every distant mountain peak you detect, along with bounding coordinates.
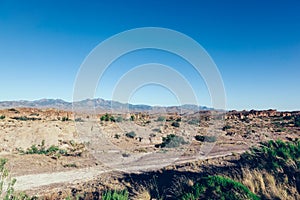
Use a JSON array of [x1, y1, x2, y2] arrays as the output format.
[[0, 98, 213, 113]]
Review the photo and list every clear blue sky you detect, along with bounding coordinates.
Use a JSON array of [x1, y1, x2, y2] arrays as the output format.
[[0, 0, 299, 110]]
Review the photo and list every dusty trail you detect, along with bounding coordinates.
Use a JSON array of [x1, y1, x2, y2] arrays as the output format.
[[14, 150, 243, 191]]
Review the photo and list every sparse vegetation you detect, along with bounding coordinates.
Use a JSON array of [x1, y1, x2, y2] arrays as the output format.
[[156, 116, 166, 122], [222, 125, 233, 131], [155, 134, 188, 148], [130, 115, 135, 121], [19, 140, 68, 158], [102, 190, 129, 200], [0, 158, 16, 199], [195, 135, 217, 143], [0, 158, 36, 200], [125, 131, 136, 139], [114, 134, 121, 139], [116, 116, 123, 122], [100, 113, 115, 122], [171, 121, 180, 127], [0, 115, 5, 120], [294, 116, 300, 127], [62, 116, 70, 121], [188, 118, 200, 125], [11, 116, 41, 121], [181, 175, 260, 200], [63, 163, 77, 168], [75, 117, 84, 122], [241, 139, 300, 175], [8, 108, 19, 113]]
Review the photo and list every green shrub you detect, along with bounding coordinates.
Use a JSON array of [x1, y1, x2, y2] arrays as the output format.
[[0, 115, 5, 120], [130, 115, 135, 121], [188, 119, 200, 125], [294, 116, 300, 127], [102, 190, 129, 200], [222, 125, 233, 131], [101, 113, 116, 122], [0, 158, 16, 199], [157, 116, 166, 122], [241, 139, 300, 183], [62, 116, 69, 121], [11, 116, 41, 121], [156, 134, 188, 148], [12, 116, 29, 121], [75, 118, 84, 122], [195, 135, 217, 143], [181, 175, 260, 200], [125, 131, 136, 139], [195, 135, 205, 142], [116, 116, 123, 122], [171, 121, 180, 127], [21, 140, 68, 158]]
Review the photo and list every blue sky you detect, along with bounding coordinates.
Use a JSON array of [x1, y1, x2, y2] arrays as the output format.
[[0, 0, 299, 110]]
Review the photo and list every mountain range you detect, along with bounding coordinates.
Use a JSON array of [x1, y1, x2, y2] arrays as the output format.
[[0, 98, 212, 113]]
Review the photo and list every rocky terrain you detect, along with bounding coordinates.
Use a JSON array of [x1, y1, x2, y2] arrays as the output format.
[[0, 107, 299, 199]]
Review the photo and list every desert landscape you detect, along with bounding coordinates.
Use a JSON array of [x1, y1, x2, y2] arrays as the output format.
[[1, 1, 299, 199], [0, 101, 299, 199]]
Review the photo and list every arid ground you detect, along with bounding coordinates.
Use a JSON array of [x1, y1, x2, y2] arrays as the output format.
[[0, 108, 299, 199]]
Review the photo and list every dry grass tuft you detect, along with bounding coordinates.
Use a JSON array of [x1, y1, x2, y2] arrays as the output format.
[[240, 168, 299, 200]]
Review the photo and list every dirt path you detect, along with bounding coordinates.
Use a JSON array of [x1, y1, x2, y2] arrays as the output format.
[[14, 150, 244, 191]]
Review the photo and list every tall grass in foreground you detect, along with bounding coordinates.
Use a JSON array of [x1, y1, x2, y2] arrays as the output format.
[[181, 175, 260, 200], [102, 190, 129, 200]]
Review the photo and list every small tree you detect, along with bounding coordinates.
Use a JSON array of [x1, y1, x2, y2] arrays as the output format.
[[0, 159, 16, 199]]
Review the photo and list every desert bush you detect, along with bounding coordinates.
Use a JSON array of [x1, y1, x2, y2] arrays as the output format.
[[114, 134, 121, 139], [181, 175, 260, 200], [152, 128, 161, 133], [12, 116, 41, 121], [222, 125, 233, 131], [195, 135, 217, 143], [75, 118, 84, 122], [156, 134, 188, 148], [0, 115, 5, 120], [20, 140, 68, 158], [100, 113, 116, 122], [283, 115, 293, 120], [125, 131, 136, 139], [188, 119, 200, 125], [102, 190, 129, 200], [157, 116, 166, 122], [294, 116, 300, 127], [12, 116, 29, 121], [62, 116, 69, 121], [8, 108, 19, 113], [171, 121, 180, 127], [116, 116, 123, 122], [130, 115, 135, 121]]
